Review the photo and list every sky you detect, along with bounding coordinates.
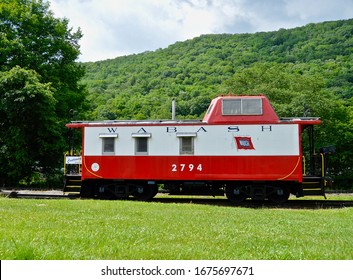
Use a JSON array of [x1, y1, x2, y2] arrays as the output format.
[[48, 0, 353, 62]]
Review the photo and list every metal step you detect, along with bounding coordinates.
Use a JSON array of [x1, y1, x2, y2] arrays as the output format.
[[63, 174, 82, 194], [302, 176, 325, 197], [303, 176, 322, 188], [63, 185, 81, 193]]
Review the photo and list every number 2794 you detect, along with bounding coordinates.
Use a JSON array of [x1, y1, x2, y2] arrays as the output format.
[[171, 163, 203, 172]]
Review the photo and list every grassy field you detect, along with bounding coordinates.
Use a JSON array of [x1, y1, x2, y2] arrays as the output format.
[[0, 195, 353, 260]]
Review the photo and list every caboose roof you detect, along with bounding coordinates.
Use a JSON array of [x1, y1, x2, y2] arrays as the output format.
[[66, 95, 321, 128], [66, 119, 204, 128]]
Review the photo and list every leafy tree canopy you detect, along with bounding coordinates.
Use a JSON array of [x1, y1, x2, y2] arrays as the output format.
[[0, 0, 86, 119], [0, 66, 60, 185], [0, 0, 86, 187]]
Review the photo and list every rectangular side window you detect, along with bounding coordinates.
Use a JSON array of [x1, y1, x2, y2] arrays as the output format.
[[180, 137, 194, 155], [132, 133, 151, 155], [135, 137, 148, 155], [222, 98, 262, 115], [242, 99, 263, 115], [102, 137, 115, 154], [222, 99, 241, 115]]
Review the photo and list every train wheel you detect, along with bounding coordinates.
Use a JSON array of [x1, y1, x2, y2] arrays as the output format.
[[225, 186, 247, 204], [97, 189, 117, 200], [269, 187, 289, 204], [132, 184, 158, 201]]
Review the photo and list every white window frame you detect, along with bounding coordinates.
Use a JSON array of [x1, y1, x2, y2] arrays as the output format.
[[177, 132, 197, 155], [132, 133, 151, 155], [99, 133, 118, 155]]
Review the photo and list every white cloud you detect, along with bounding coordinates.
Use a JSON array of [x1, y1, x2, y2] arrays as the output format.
[[285, 0, 353, 21], [48, 0, 353, 62]]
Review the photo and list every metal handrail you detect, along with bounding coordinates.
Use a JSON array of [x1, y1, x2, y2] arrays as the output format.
[[302, 153, 325, 177], [320, 153, 325, 177]]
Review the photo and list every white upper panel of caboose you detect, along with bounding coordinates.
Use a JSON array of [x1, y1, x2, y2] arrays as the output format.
[[83, 123, 299, 156]]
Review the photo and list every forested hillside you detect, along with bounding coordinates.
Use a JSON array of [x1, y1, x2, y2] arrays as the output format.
[[82, 19, 353, 188]]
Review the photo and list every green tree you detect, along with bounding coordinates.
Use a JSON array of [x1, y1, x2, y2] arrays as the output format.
[[0, 0, 86, 119], [0, 66, 61, 186], [0, 0, 86, 187]]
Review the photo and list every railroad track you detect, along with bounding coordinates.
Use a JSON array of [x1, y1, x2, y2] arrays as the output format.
[[1, 190, 79, 199], [2, 190, 353, 209], [153, 196, 353, 209]]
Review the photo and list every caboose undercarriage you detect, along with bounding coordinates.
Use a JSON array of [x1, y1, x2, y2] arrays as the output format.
[[64, 173, 328, 204]]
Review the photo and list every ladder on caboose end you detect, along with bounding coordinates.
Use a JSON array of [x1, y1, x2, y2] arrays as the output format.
[[301, 152, 333, 198], [63, 154, 82, 195], [300, 125, 334, 198]]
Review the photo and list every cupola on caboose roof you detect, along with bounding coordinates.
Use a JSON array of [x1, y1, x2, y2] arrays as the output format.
[[203, 95, 279, 124], [202, 95, 321, 126]]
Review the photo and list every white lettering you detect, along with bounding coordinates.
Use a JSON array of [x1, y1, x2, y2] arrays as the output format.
[[172, 164, 177, 172], [180, 164, 185, 171], [171, 163, 203, 172]]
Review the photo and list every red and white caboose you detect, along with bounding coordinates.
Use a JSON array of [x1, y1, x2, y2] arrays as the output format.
[[64, 95, 331, 203]]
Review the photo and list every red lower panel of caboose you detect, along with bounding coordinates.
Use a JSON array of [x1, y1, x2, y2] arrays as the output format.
[[81, 155, 302, 182]]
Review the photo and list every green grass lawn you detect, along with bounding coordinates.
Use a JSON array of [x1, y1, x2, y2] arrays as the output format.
[[1, 195, 353, 260]]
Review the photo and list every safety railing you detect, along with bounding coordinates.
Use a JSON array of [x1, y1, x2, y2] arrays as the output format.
[[302, 153, 325, 177]]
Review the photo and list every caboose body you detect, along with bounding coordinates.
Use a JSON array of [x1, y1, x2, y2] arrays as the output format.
[[64, 95, 331, 203]]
